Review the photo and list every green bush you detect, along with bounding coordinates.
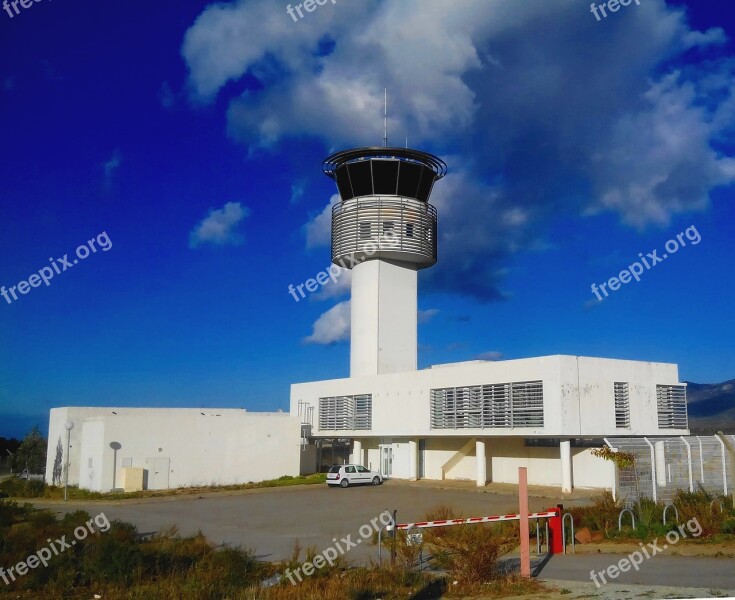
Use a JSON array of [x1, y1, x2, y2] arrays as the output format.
[[0, 477, 45, 498], [721, 518, 735, 535]]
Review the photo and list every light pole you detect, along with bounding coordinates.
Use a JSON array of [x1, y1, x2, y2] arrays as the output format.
[[64, 421, 74, 501]]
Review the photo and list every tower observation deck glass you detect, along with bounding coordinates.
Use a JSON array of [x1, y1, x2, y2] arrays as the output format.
[[323, 147, 447, 268]]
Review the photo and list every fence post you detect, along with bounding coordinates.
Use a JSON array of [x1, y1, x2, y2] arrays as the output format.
[[715, 434, 729, 496], [696, 436, 704, 483], [680, 436, 694, 493], [604, 438, 617, 501], [518, 467, 530, 578], [644, 437, 657, 503], [717, 432, 734, 505]]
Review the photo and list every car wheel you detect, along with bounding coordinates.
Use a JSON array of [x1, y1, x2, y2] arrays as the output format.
[[372, 476, 380, 486], [340, 479, 349, 488]]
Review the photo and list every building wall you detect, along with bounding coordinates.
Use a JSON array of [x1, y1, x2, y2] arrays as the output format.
[[291, 355, 688, 439], [489, 438, 561, 486], [79, 419, 105, 492], [46, 407, 301, 492], [572, 356, 682, 435]]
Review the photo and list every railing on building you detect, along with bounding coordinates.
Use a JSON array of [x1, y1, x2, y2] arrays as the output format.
[[297, 401, 314, 451]]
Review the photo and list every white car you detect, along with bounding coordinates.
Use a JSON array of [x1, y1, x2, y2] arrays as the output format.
[[326, 464, 383, 488]]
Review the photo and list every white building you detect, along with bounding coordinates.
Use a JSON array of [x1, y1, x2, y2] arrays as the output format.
[[45, 407, 301, 492], [290, 146, 689, 492], [46, 146, 690, 494]]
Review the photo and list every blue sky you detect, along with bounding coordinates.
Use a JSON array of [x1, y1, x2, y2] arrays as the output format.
[[1, 0, 733, 438]]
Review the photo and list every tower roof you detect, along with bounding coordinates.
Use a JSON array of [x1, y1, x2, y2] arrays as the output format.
[[323, 146, 447, 180]]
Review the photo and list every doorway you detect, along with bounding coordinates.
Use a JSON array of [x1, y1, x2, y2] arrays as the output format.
[[145, 457, 170, 490], [379, 445, 393, 478]]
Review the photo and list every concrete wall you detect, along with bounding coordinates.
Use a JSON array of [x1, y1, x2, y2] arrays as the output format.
[[571, 356, 683, 436], [46, 407, 301, 492]]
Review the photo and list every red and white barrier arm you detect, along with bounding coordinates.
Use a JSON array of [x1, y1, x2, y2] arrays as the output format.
[[390, 510, 558, 531]]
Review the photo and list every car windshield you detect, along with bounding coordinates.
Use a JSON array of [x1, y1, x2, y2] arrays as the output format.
[[328, 466, 341, 473]]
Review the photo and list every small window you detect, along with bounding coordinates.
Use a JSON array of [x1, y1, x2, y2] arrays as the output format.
[[614, 382, 630, 428], [383, 222, 394, 234], [328, 465, 341, 473], [357, 466, 369, 473], [406, 223, 414, 237], [346, 466, 356, 473], [657, 385, 688, 429], [359, 222, 371, 240]]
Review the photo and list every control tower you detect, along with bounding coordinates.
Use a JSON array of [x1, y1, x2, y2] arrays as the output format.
[[322, 147, 447, 377]]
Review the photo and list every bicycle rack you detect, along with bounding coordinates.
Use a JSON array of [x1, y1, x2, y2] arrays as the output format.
[[404, 525, 424, 572], [561, 512, 575, 554], [533, 518, 550, 555], [618, 508, 636, 531], [663, 503, 679, 526]]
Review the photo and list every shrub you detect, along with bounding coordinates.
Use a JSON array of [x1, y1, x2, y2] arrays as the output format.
[[417, 505, 518, 592], [0, 477, 45, 498], [721, 518, 735, 535], [672, 489, 724, 537], [568, 490, 619, 532]]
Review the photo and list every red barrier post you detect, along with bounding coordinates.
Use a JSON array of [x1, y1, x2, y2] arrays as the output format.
[[547, 506, 563, 554]]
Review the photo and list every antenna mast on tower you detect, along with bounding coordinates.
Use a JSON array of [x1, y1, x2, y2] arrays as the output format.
[[383, 88, 388, 147]]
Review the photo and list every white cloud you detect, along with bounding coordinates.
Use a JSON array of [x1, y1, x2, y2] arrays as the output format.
[[290, 180, 306, 205], [304, 194, 339, 249], [184, 0, 735, 300], [103, 149, 122, 188], [418, 308, 439, 324], [304, 300, 351, 344], [189, 201, 250, 248], [312, 267, 352, 301]]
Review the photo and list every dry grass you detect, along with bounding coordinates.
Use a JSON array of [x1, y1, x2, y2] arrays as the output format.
[[0, 473, 327, 500]]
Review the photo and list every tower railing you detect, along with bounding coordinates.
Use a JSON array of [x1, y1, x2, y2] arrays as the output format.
[[331, 196, 437, 267]]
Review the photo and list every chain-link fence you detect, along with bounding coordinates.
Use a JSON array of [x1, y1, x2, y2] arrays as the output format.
[[605, 435, 735, 505]]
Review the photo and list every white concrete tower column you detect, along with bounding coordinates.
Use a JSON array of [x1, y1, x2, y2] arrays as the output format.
[[560, 439, 572, 493], [351, 260, 418, 376], [408, 439, 418, 481], [352, 439, 363, 466], [476, 439, 486, 487]]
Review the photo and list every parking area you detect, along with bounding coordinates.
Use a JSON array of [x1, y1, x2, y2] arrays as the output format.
[[32, 481, 593, 563]]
